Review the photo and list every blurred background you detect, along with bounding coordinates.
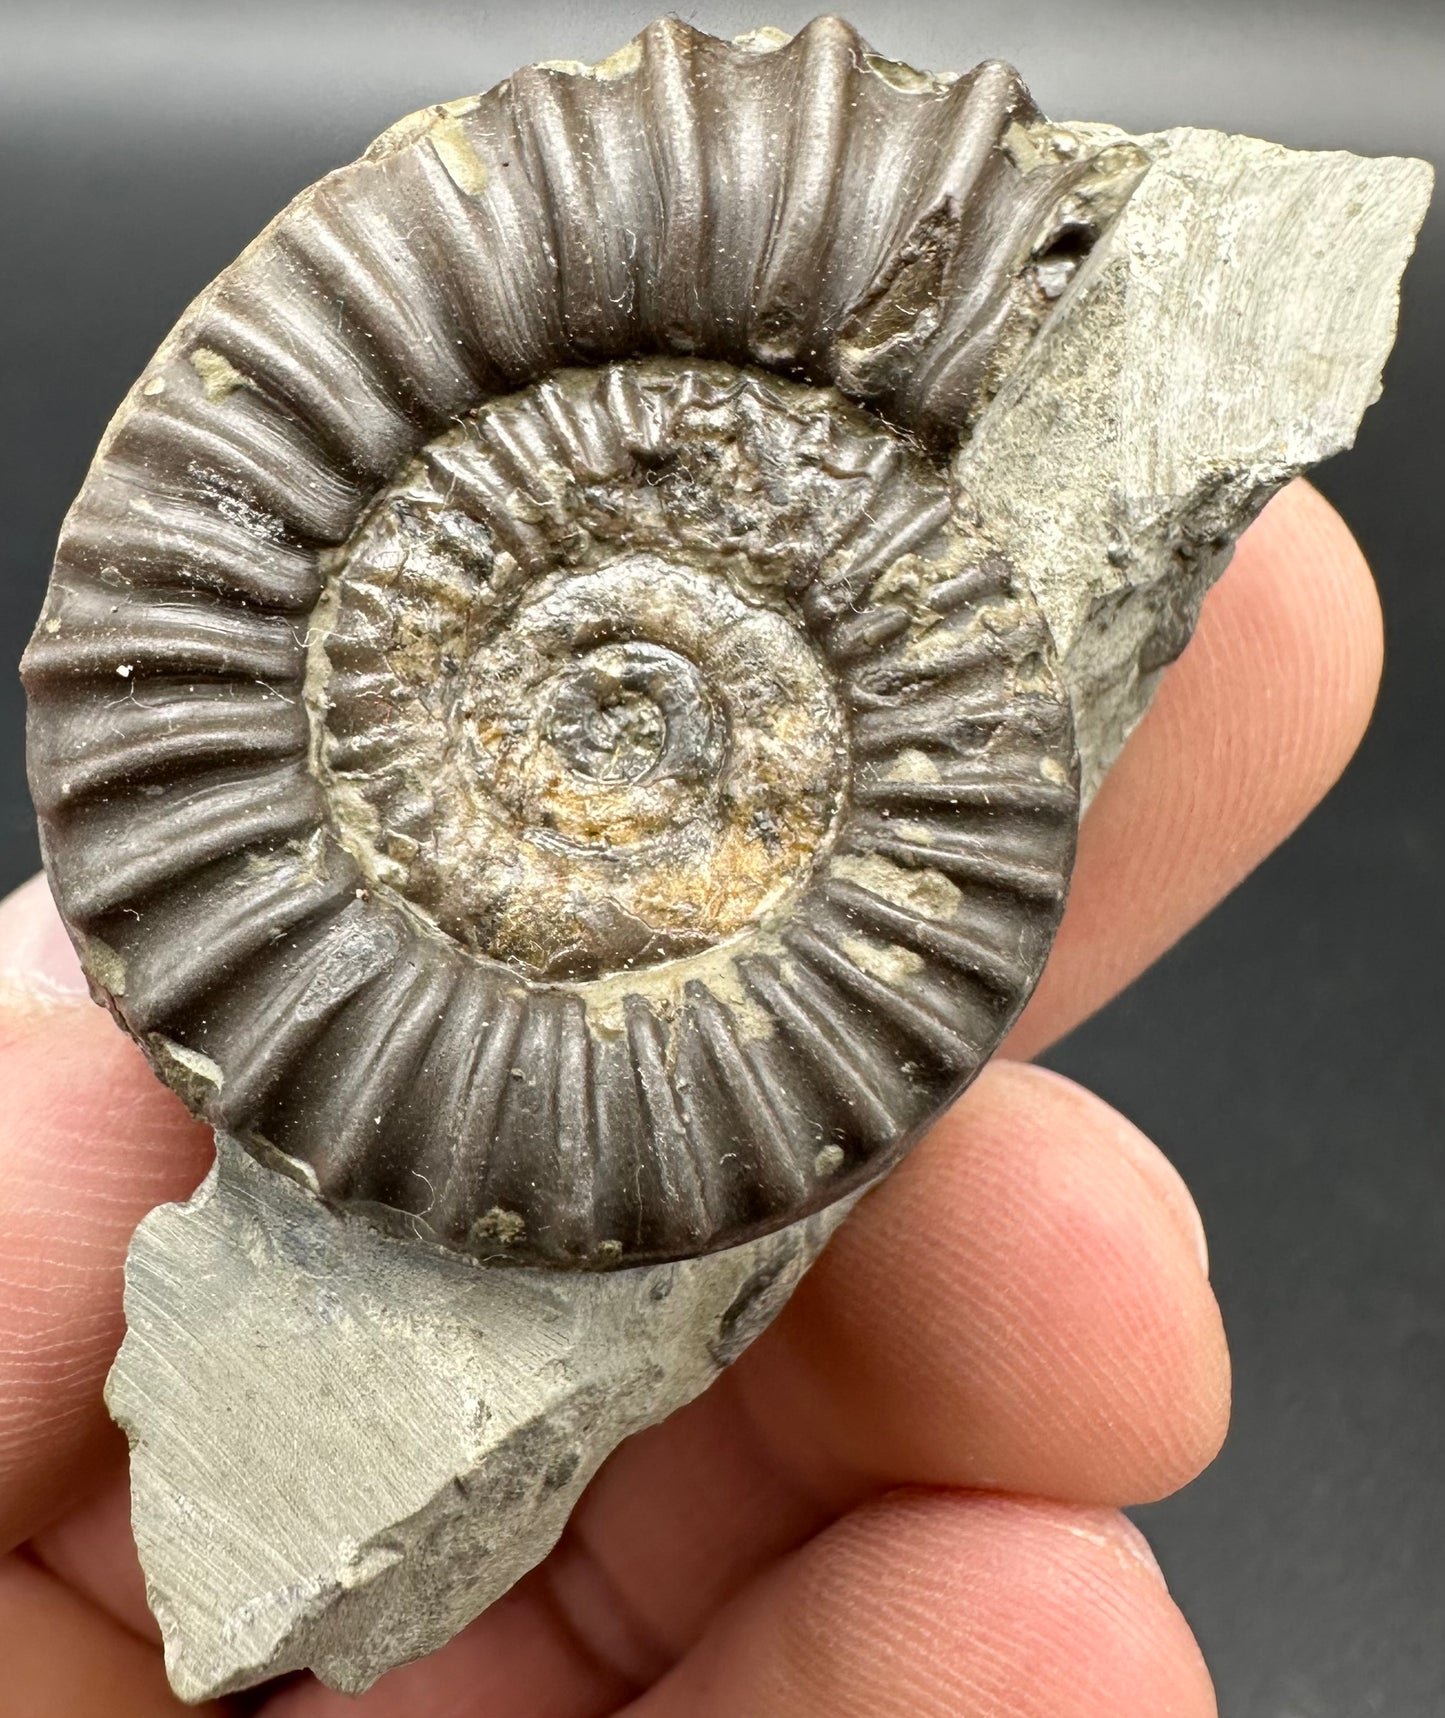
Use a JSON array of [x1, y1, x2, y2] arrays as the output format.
[[1, 2, 1441, 1711]]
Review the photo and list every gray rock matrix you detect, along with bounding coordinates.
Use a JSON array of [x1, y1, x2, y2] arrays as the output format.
[[967, 121, 1431, 801], [103, 22, 1430, 1705], [111, 1139, 846, 1699]]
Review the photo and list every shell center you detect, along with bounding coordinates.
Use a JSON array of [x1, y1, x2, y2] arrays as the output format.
[[312, 353, 919, 987], [542, 640, 716, 787]]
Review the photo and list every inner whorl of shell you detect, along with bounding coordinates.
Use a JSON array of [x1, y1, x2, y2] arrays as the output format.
[[318, 364, 862, 983], [22, 17, 1137, 1266]]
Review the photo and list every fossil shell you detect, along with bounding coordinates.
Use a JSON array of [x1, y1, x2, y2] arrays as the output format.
[[22, 17, 1134, 1266]]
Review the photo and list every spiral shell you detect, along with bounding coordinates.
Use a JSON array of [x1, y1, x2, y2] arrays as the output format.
[[24, 18, 1141, 1266]]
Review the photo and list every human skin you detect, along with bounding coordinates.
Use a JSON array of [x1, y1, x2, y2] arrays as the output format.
[[0, 477, 1383, 1716]]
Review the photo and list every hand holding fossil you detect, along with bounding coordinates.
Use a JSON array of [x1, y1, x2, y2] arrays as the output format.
[[0, 479, 1381, 1717]]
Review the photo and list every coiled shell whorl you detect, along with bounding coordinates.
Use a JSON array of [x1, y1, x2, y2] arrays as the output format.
[[24, 18, 1143, 1266]]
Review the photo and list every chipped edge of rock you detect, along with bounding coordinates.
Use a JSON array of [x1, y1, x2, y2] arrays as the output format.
[[108, 1139, 850, 1699], [958, 123, 1433, 801]]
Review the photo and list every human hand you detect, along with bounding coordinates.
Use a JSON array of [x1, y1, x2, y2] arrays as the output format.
[[0, 479, 1382, 1716]]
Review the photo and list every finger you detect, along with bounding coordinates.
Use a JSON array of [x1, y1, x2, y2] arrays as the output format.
[[28, 1473, 157, 1645], [735, 1061, 1226, 1506], [0, 1553, 220, 1717], [625, 1492, 1215, 1718], [0, 876, 214, 1553], [243, 1059, 1223, 1716], [1008, 478, 1382, 1058], [513, 1061, 1224, 1682]]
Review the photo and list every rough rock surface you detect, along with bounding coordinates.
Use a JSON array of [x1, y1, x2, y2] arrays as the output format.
[[967, 124, 1433, 801], [107, 107, 1431, 1708], [109, 1137, 847, 1699]]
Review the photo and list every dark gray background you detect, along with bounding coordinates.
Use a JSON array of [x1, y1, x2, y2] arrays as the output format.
[[1, 3, 1440, 1712]]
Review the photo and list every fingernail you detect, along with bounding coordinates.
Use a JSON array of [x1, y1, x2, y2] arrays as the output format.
[[1106, 1514, 1169, 1589], [1182, 1195, 1210, 1279], [0, 873, 90, 1000], [1113, 1118, 1210, 1280], [1051, 1506, 1171, 1590], [1153, 1157, 1210, 1280]]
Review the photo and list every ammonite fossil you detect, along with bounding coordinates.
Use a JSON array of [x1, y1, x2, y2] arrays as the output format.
[[23, 18, 1146, 1267]]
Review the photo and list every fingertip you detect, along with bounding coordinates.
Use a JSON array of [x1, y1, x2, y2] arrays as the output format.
[[0, 872, 90, 1005], [0, 1555, 213, 1717], [748, 1061, 1231, 1510], [644, 1492, 1216, 1718], [996, 1062, 1210, 1282], [915, 1065, 1232, 1502], [30, 1473, 161, 1647], [1249, 479, 1384, 763], [1140, 479, 1383, 860], [1010, 478, 1383, 1059], [0, 883, 212, 1550]]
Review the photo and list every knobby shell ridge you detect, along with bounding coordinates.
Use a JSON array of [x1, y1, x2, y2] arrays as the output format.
[[23, 17, 1114, 1267]]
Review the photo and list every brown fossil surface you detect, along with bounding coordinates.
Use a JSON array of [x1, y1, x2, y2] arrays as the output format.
[[21, 17, 1174, 1264]]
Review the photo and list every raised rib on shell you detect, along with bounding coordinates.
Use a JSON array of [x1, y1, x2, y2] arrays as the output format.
[[24, 17, 1137, 1266]]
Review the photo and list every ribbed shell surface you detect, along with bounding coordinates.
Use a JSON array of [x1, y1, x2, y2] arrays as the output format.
[[23, 18, 1138, 1266]]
